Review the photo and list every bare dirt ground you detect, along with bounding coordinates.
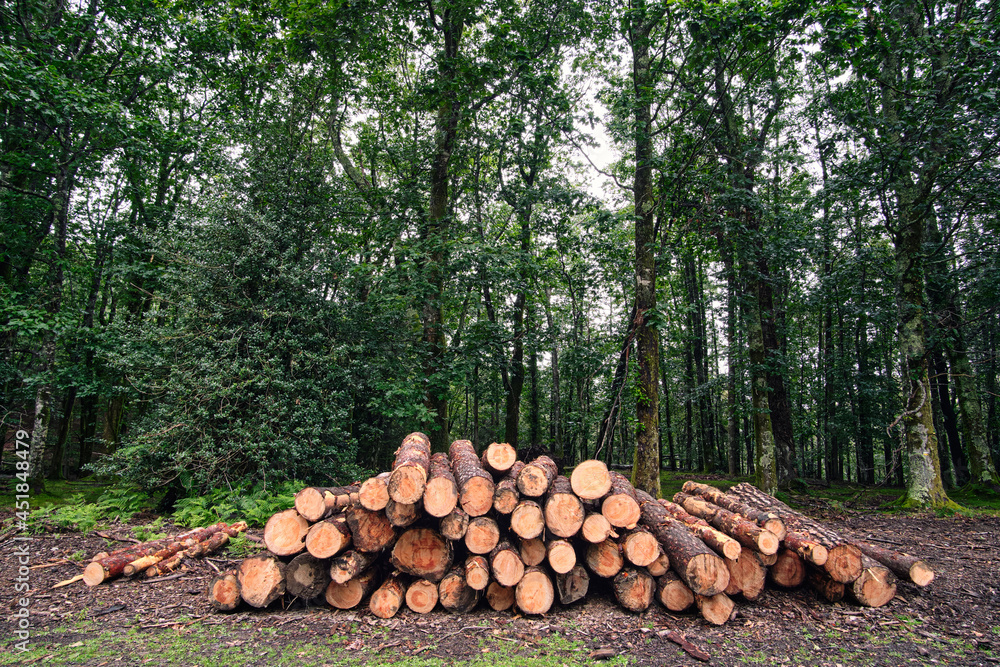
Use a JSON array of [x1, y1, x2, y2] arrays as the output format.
[[1, 509, 998, 666]]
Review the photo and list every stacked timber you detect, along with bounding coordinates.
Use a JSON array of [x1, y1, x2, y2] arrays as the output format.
[[210, 435, 933, 622]]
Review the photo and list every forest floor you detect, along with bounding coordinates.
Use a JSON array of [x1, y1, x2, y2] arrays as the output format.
[[1, 486, 999, 666]]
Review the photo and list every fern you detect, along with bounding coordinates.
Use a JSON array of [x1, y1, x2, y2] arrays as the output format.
[[171, 480, 302, 528]]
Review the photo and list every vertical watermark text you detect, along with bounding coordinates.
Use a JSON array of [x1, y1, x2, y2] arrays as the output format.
[[11, 428, 32, 651]]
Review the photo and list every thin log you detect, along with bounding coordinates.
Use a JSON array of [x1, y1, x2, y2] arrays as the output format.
[[262, 509, 311, 557], [464, 516, 500, 555], [510, 499, 545, 540], [681, 480, 786, 539], [389, 431, 432, 504], [656, 571, 694, 612], [622, 528, 660, 567], [405, 578, 439, 614], [673, 492, 779, 555], [769, 548, 806, 588], [385, 499, 422, 528], [544, 475, 585, 538], [325, 566, 380, 610], [359, 472, 391, 511], [849, 554, 897, 608], [656, 499, 741, 560], [424, 451, 460, 518], [601, 471, 641, 529], [493, 461, 524, 515], [490, 540, 525, 587], [208, 571, 242, 611], [238, 552, 286, 608], [695, 592, 734, 625], [646, 552, 670, 577], [439, 565, 480, 612], [481, 441, 518, 476], [515, 566, 555, 614], [517, 455, 559, 497], [294, 485, 360, 522], [330, 550, 377, 585], [784, 531, 828, 567], [145, 532, 230, 578], [464, 555, 491, 590], [585, 538, 623, 578], [439, 506, 469, 541], [581, 512, 614, 544], [369, 573, 407, 618], [613, 567, 655, 612], [852, 540, 934, 587], [305, 514, 352, 559], [85, 523, 228, 586], [519, 537, 547, 567], [449, 439, 495, 517], [546, 539, 577, 574]]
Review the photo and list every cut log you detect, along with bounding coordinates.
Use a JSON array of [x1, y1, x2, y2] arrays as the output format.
[[390, 527, 454, 582], [759, 552, 778, 566], [464, 555, 491, 590], [285, 552, 330, 600], [585, 538, 623, 578], [127, 522, 243, 577], [601, 472, 641, 529], [783, 531, 828, 566], [424, 451, 460, 518], [385, 499, 422, 528], [546, 539, 577, 574], [673, 492, 779, 555], [544, 475, 585, 538], [208, 571, 242, 611], [329, 550, 377, 584], [439, 506, 470, 541], [808, 569, 845, 603], [490, 541, 526, 587], [519, 537, 547, 567], [581, 512, 614, 544], [646, 552, 670, 578], [439, 565, 480, 612], [852, 540, 934, 587], [656, 571, 694, 612], [849, 554, 897, 607], [656, 499, 741, 560], [325, 566, 380, 609], [485, 582, 516, 611], [510, 499, 545, 540], [725, 552, 766, 601], [515, 566, 555, 615], [464, 516, 500, 555], [449, 439, 495, 517], [262, 509, 311, 557], [345, 506, 397, 553], [305, 514, 352, 559], [405, 578, 439, 614], [635, 490, 729, 596], [389, 431, 431, 504], [695, 592, 734, 625], [570, 459, 613, 500], [517, 455, 559, 497], [493, 461, 524, 514], [369, 573, 407, 618], [681, 480, 786, 539], [769, 548, 806, 588], [622, 528, 660, 567], [294, 485, 360, 522], [238, 552, 287, 608], [85, 522, 228, 586], [556, 564, 590, 605], [481, 441, 518, 476], [145, 531, 230, 578], [359, 472, 391, 511], [613, 567, 655, 612]]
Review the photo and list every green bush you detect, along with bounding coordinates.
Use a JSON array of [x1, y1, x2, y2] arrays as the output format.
[[171, 480, 304, 528]]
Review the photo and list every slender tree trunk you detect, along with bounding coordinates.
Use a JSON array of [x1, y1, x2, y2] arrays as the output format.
[[542, 288, 562, 457]]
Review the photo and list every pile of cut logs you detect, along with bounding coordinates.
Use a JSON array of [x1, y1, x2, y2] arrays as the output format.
[[210, 433, 933, 625]]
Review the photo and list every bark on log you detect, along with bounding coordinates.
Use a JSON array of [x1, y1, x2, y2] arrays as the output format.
[[681, 480, 786, 539], [385, 499, 422, 528], [208, 571, 242, 611], [519, 537, 547, 567], [673, 492, 779, 555], [656, 499, 741, 560], [359, 472, 391, 511], [389, 432, 431, 504], [725, 552, 766, 601], [464, 516, 500, 555], [769, 548, 806, 588], [852, 540, 933, 586], [490, 540, 526, 587], [808, 569, 845, 602], [656, 571, 695, 612], [424, 451, 459, 518], [783, 531, 828, 566], [585, 538, 623, 578], [486, 582, 516, 611], [622, 528, 660, 567], [449, 439, 495, 517], [263, 509, 311, 557], [493, 461, 524, 515], [330, 550, 377, 584], [85, 523, 228, 586], [345, 506, 397, 553], [515, 566, 555, 615], [464, 555, 491, 590], [370, 573, 407, 618], [570, 459, 613, 500], [305, 514, 352, 559], [285, 552, 330, 600], [849, 554, 897, 608], [544, 475, 585, 538], [145, 531, 230, 578], [294, 485, 360, 522], [238, 552, 287, 608], [439, 565, 480, 612], [646, 552, 670, 577], [325, 566, 380, 610], [556, 564, 590, 605], [546, 539, 577, 574], [439, 506, 470, 541], [390, 527, 454, 582], [405, 578, 439, 614], [581, 512, 614, 544], [613, 567, 655, 612], [695, 592, 734, 625], [510, 499, 545, 540], [517, 455, 559, 497], [481, 441, 518, 476]]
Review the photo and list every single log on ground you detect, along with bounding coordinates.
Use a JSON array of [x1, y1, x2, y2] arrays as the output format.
[[481, 441, 518, 476], [389, 431, 432, 504], [725, 552, 766, 601], [517, 455, 559, 497], [464, 516, 500, 555], [570, 459, 613, 500], [285, 552, 330, 600], [385, 499, 422, 528], [695, 592, 734, 625], [208, 571, 242, 611], [673, 493, 778, 555], [449, 439, 495, 516], [656, 571, 694, 612], [613, 567, 654, 612], [345, 506, 397, 553], [783, 531, 828, 566], [510, 499, 545, 540], [646, 552, 670, 577], [601, 471, 641, 529], [330, 550, 377, 584], [439, 565, 480, 612], [439, 506, 469, 541], [359, 472, 391, 511], [635, 490, 729, 596], [369, 573, 407, 618], [552, 564, 587, 605], [486, 582, 516, 611], [294, 485, 360, 522], [405, 578, 439, 614], [424, 452, 459, 518], [86, 522, 228, 586], [656, 499, 741, 560], [493, 461, 524, 514], [305, 514, 352, 559], [622, 528, 661, 567], [325, 566, 380, 610], [585, 538, 623, 578], [852, 540, 934, 586], [390, 527, 453, 582], [519, 537, 547, 567], [238, 552, 287, 608], [145, 531, 230, 578], [769, 548, 806, 588], [681, 480, 786, 539], [581, 512, 614, 544], [808, 569, 845, 602], [515, 566, 555, 615], [490, 541, 525, 587], [464, 555, 491, 590], [544, 475, 585, 538], [849, 554, 897, 607], [546, 539, 577, 574]]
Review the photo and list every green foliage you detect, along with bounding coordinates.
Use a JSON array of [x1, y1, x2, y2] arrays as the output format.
[[28, 494, 105, 534], [171, 481, 303, 528], [132, 517, 167, 543]]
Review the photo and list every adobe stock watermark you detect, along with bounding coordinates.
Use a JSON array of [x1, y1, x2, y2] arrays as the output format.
[[11, 428, 33, 652]]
